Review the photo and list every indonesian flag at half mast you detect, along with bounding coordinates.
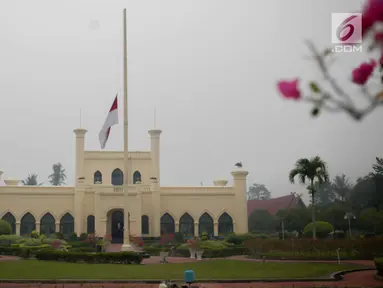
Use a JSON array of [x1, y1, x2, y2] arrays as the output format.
[[99, 95, 118, 149]]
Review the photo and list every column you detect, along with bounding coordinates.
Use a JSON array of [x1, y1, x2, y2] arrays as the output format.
[[214, 222, 218, 236], [73, 128, 87, 185], [194, 222, 199, 237], [175, 222, 180, 232], [55, 221, 60, 233], [74, 190, 84, 235], [150, 178, 161, 237], [15, 222, 20, 236], [94, 192, 102, 235], [148, 129, 162, 186], [36, 222, 40, 234], [231, 169, 249, 234]]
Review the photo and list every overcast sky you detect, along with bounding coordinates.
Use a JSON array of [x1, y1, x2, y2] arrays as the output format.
[[0, 0, 380, 203]]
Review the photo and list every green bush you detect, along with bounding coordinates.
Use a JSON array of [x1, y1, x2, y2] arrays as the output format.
[[375, 258, 383, 276], [0, 235, 23, 246], [30, 230, 39, 239], [303, 221, 334, 238], [201, 232, 208, 241], [225, 233, 268, 245], [79, 233, 88, 241], [0, 245, 50, 257], [175, 246, 248, 258], [69, 247, 97, 253], [0, 220, 12, 235], [23, 238, 43, 247], [35, 250, 143, 264], [69, 232, 78, 242]]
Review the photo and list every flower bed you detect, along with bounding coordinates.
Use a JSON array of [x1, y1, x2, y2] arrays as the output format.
[[35, 250, 143, 264]]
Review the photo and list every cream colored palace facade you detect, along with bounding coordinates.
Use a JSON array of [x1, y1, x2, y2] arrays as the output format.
[[0, 128, 249, 242]]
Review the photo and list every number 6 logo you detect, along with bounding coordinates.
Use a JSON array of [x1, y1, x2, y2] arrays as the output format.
[[336, 15, 358, 42]]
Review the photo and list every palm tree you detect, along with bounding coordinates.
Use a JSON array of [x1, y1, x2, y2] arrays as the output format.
[[332, 174, 353, 203], [48, 163, 67, 186], [289, 156, 329, 239], [22, 173, 43, 186]]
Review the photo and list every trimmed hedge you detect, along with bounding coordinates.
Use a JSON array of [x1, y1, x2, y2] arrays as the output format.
[[0, 245, 51, 258], [143, 246, 249, 258], [375, 258, 383, 276], [35, 250, 143, 264], [244, 238, 383, 259]]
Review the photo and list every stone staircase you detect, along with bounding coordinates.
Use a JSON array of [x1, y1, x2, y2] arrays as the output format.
[[105, 243, 143, 252]]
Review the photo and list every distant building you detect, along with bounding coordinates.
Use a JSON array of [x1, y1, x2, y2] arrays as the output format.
[[247, 193, 305, 216]]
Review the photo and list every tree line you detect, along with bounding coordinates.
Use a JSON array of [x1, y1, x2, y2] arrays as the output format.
[[248, 156, 383, 238], [21, 163, 67, 186]]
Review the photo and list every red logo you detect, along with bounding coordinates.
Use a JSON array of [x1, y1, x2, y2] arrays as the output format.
[[336, 15, 358, 42]]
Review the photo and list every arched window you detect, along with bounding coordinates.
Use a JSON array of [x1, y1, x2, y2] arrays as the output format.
[[133, 171, 142, 184], [141, 215, 149, 234], [111, 168, 123, 185], [1, 212, 16, 234], [87, 215, 95, 234], [179, 213, 194, 237], [198, 212, 214, 238], [20, 212, 36, 236], [40, 213, 56, 235], [218, 212, 233, 235], [160, 213, 175, 235], [94, 171, 102, 184], [60, 212, 74, 237]]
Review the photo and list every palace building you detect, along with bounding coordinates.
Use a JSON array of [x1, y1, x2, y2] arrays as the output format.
[[0, 128, 249, 243]]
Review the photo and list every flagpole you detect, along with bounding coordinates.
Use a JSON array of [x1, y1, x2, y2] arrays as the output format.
[[121, 8, 131, 250]]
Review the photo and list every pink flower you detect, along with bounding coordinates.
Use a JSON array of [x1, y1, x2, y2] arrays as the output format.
[[351, 59, 376, 85], [362, 0, 383, 36], [277, 79, 301, 100]]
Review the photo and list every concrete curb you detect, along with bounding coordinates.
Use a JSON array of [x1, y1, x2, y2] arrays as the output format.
[[0, 268, 376, 284]]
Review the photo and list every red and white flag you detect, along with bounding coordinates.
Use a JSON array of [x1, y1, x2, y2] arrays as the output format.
[[99, 95, 118, 149]]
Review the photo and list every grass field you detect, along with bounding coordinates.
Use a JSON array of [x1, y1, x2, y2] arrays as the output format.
[[0, 260, 365, 280]]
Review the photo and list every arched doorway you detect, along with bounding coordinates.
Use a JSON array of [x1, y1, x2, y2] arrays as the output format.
[[111, 169, 123, 185], [199, 212, 214, 238], [60, 212, 74, 238], [40, 212, 56, 235], [218, 212, 233, 235], [110, 210, 124, 243], [160, 213, 175, 235], [20, 212, 36, 236], [179, 213, 194, 237], [1, 212, 16, 234]]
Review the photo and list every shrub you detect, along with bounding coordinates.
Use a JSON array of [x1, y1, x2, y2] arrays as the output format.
[[375, 258, 383, 276], [69, 232, 78, 242], [200, 232, 208, 241], [0, 235, 23, 246], [303, 221, 334, 239], [54, 232, 64, 240], [0, 220, 12, 235], [23, 238, 43, 247], [0, 245, 50, 257], [30, 230, 39, 239], [79, 233, 88, 241], [35, 250, 143, 264], [225, 233, 268, 245]]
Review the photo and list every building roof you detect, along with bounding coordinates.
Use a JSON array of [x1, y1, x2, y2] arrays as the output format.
[[247, 194, 305, 216]]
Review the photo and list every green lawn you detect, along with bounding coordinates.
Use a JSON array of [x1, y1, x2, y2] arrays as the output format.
[[0, 260, 364, 280]]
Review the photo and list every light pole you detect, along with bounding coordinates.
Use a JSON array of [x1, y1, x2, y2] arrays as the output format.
[[344, 212, 356, 239]]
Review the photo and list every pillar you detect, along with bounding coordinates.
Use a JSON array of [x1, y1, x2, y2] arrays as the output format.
[[55, 221, 60, 233], [194, 222, 199, 237], [73, 128, 87, 184], [150, 177, 161, 237], [36, 222, 40, 233], [231, 169, 249, 234], [94, 192, 102, 235], [15, 222, 20, 236], [148, 129, 162, 186], [214, 222, 218, 236], [73, 129, 87, 235]]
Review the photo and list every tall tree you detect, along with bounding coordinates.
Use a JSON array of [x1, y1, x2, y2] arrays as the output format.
[[332, 174, 353, 203], [247, 183, 272, 200], [314, 181, 335, 205], [248, 209, 276, 233], [372, 157, 383, 176], [289, 156, 329, 239], [22, 173, 43, 186], [48, 163, 67, 186]]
